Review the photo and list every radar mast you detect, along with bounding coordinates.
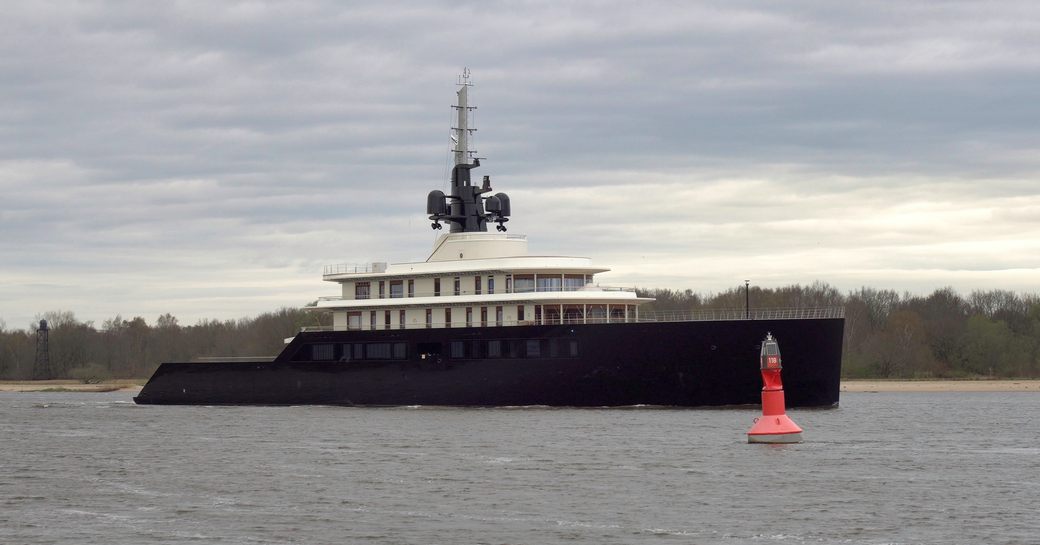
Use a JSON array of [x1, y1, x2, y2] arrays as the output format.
[[427, 69, 511, 233]]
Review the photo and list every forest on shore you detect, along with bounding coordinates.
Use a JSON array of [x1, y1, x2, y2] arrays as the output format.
[[1, 283, 1038, 381]]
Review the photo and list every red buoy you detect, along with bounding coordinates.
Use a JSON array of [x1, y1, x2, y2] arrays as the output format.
[[747, 332, 803, 444]]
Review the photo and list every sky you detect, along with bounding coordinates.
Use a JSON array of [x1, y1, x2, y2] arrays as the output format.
[[2, 1, 1039, 330]]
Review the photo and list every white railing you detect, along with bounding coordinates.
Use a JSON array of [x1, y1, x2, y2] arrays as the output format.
[[315, 285, 636, 302], [323, 262, 387, 277], [297, 307, 844, 332], [636, 307, 845, 322]]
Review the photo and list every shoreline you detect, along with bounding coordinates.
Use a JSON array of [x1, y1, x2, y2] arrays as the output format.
[[840, 379, 1040, 392], [0, 380, 144, 393], [2, 379, 1039, 394]]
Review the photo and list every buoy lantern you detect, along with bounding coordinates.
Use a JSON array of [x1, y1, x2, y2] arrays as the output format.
[[747, 332, 803, 444]]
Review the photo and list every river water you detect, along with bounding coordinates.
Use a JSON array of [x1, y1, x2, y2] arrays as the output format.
[[1, 391, 1037, 544]]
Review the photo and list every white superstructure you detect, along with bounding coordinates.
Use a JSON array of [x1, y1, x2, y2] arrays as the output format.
[[312, 70, 652, 331]]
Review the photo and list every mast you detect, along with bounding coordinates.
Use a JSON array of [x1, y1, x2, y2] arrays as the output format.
[[427, 69, 511, 234], [452, 68, 476, 166]]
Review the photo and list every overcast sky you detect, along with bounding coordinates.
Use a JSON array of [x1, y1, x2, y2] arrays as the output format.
[[2, 1, 1039, 329]]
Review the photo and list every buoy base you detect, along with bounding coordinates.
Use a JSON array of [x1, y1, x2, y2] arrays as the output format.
[[747, 414, 803, 444], [748, 431, 803, 444]]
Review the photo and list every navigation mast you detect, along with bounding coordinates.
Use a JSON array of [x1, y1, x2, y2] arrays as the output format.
[[427, 69, 511, 233]]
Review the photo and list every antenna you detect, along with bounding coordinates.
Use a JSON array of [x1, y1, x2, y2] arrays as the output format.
[[451, 67, 477, 166]]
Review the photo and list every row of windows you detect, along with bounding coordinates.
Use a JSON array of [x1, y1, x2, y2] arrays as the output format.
[[354, 274, 592, 299], [448, 338, 580, 359], [308, 342, 408, 362], [303, 339, 580, 362]]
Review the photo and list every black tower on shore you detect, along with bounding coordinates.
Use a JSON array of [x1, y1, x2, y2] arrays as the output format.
[[34, 319, 51, 380]]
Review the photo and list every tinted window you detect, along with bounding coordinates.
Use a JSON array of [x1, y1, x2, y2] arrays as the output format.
[[368, 343, 392, 359]]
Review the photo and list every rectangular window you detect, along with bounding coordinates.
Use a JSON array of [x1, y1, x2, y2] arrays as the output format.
[[454, 277, 461, 296], [370, 311, 376, 330], [450, 341, 465, 359], [514, 274, 534, 293], [407, 279, 415, 298], [347, 312, 362, 330], [465, 307, 473, 327], [353, 344, 364, 360], [534, 305, 542, 325], [525, 339, 542, 358], [434, 278, 441, 297], [487, 340, 502, 358], [312, 344, 334, 361], [425, 309, 432, 329], [550, 339, 580, 358], [488, 276, 495, 294], [445, 308, 452, 328], [384, 310, 391, 330], [495, 306, 503, 327], [537, 276, 562, 292], [399, 309, 406, 330], [505, 274, 513, 293], [480, 306, 488, 327], [389, 280, 403, 298], [564, 274, 585, 291], [393, 342, 406, 360], [340, 344, 353, 361], [517, 305, 525, 322], [378, 281, 385, 299], [474, 276, 482, 295], [367, 343, 391, 359], [355, 282, 370, 300]]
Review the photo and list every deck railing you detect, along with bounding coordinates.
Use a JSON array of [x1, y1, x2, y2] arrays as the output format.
[[297, 307, 844, 333]]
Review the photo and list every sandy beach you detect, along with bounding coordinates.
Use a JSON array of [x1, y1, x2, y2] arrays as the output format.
[[2, 379, 1039, 394], [840, 379, 1040, 392], [0, 380, 144, 393]]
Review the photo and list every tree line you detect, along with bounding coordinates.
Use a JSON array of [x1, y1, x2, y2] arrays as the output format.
[[1, 283, 1038, 380], [638, 282, 1040, 378]]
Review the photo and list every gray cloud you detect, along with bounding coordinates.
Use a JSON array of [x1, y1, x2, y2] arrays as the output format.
[[2, 0, 1039, 328]]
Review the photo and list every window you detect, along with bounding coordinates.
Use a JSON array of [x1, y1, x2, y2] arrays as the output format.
[[353, 344, 364, 360], [488, 276, 495, 294], [407, 279, 415, 297], [355, 282, 370, 300], [450, 341, 465, 359], [312, 344, 334, 361], [537, 276, 562, 292], [434, 278, 441, 296], [465, 307, 473, 327], [399, 309, 406, 330], [474, 276, 482, 295], [550, 339, 580, 358], [534, 305, 542, 325], [505, 274, 513, 293], [525, 339, 542, 358], [564, 274, 585, 291], [368, 343, 392, 359], [487, 340, 502, 358], [370, 311, 376, 330], [347, 312, 362, 330], [514, 274, 534, 293], [340, 344, 353, 361], [425, 308, 432, 329], [378, 281, 385, 299], [445, 308, 452, 327], [389, 280, 403, 298], [495, 306, 503, 327], [453, 277, 461, 296], [384, 311, 391, 330], [393, 343, 407, 360], [480, 306, 488, 327], [517, 305, 525, 323]]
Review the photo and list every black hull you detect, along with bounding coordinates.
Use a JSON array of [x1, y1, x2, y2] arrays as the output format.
[[134, 319, 844, 407]]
